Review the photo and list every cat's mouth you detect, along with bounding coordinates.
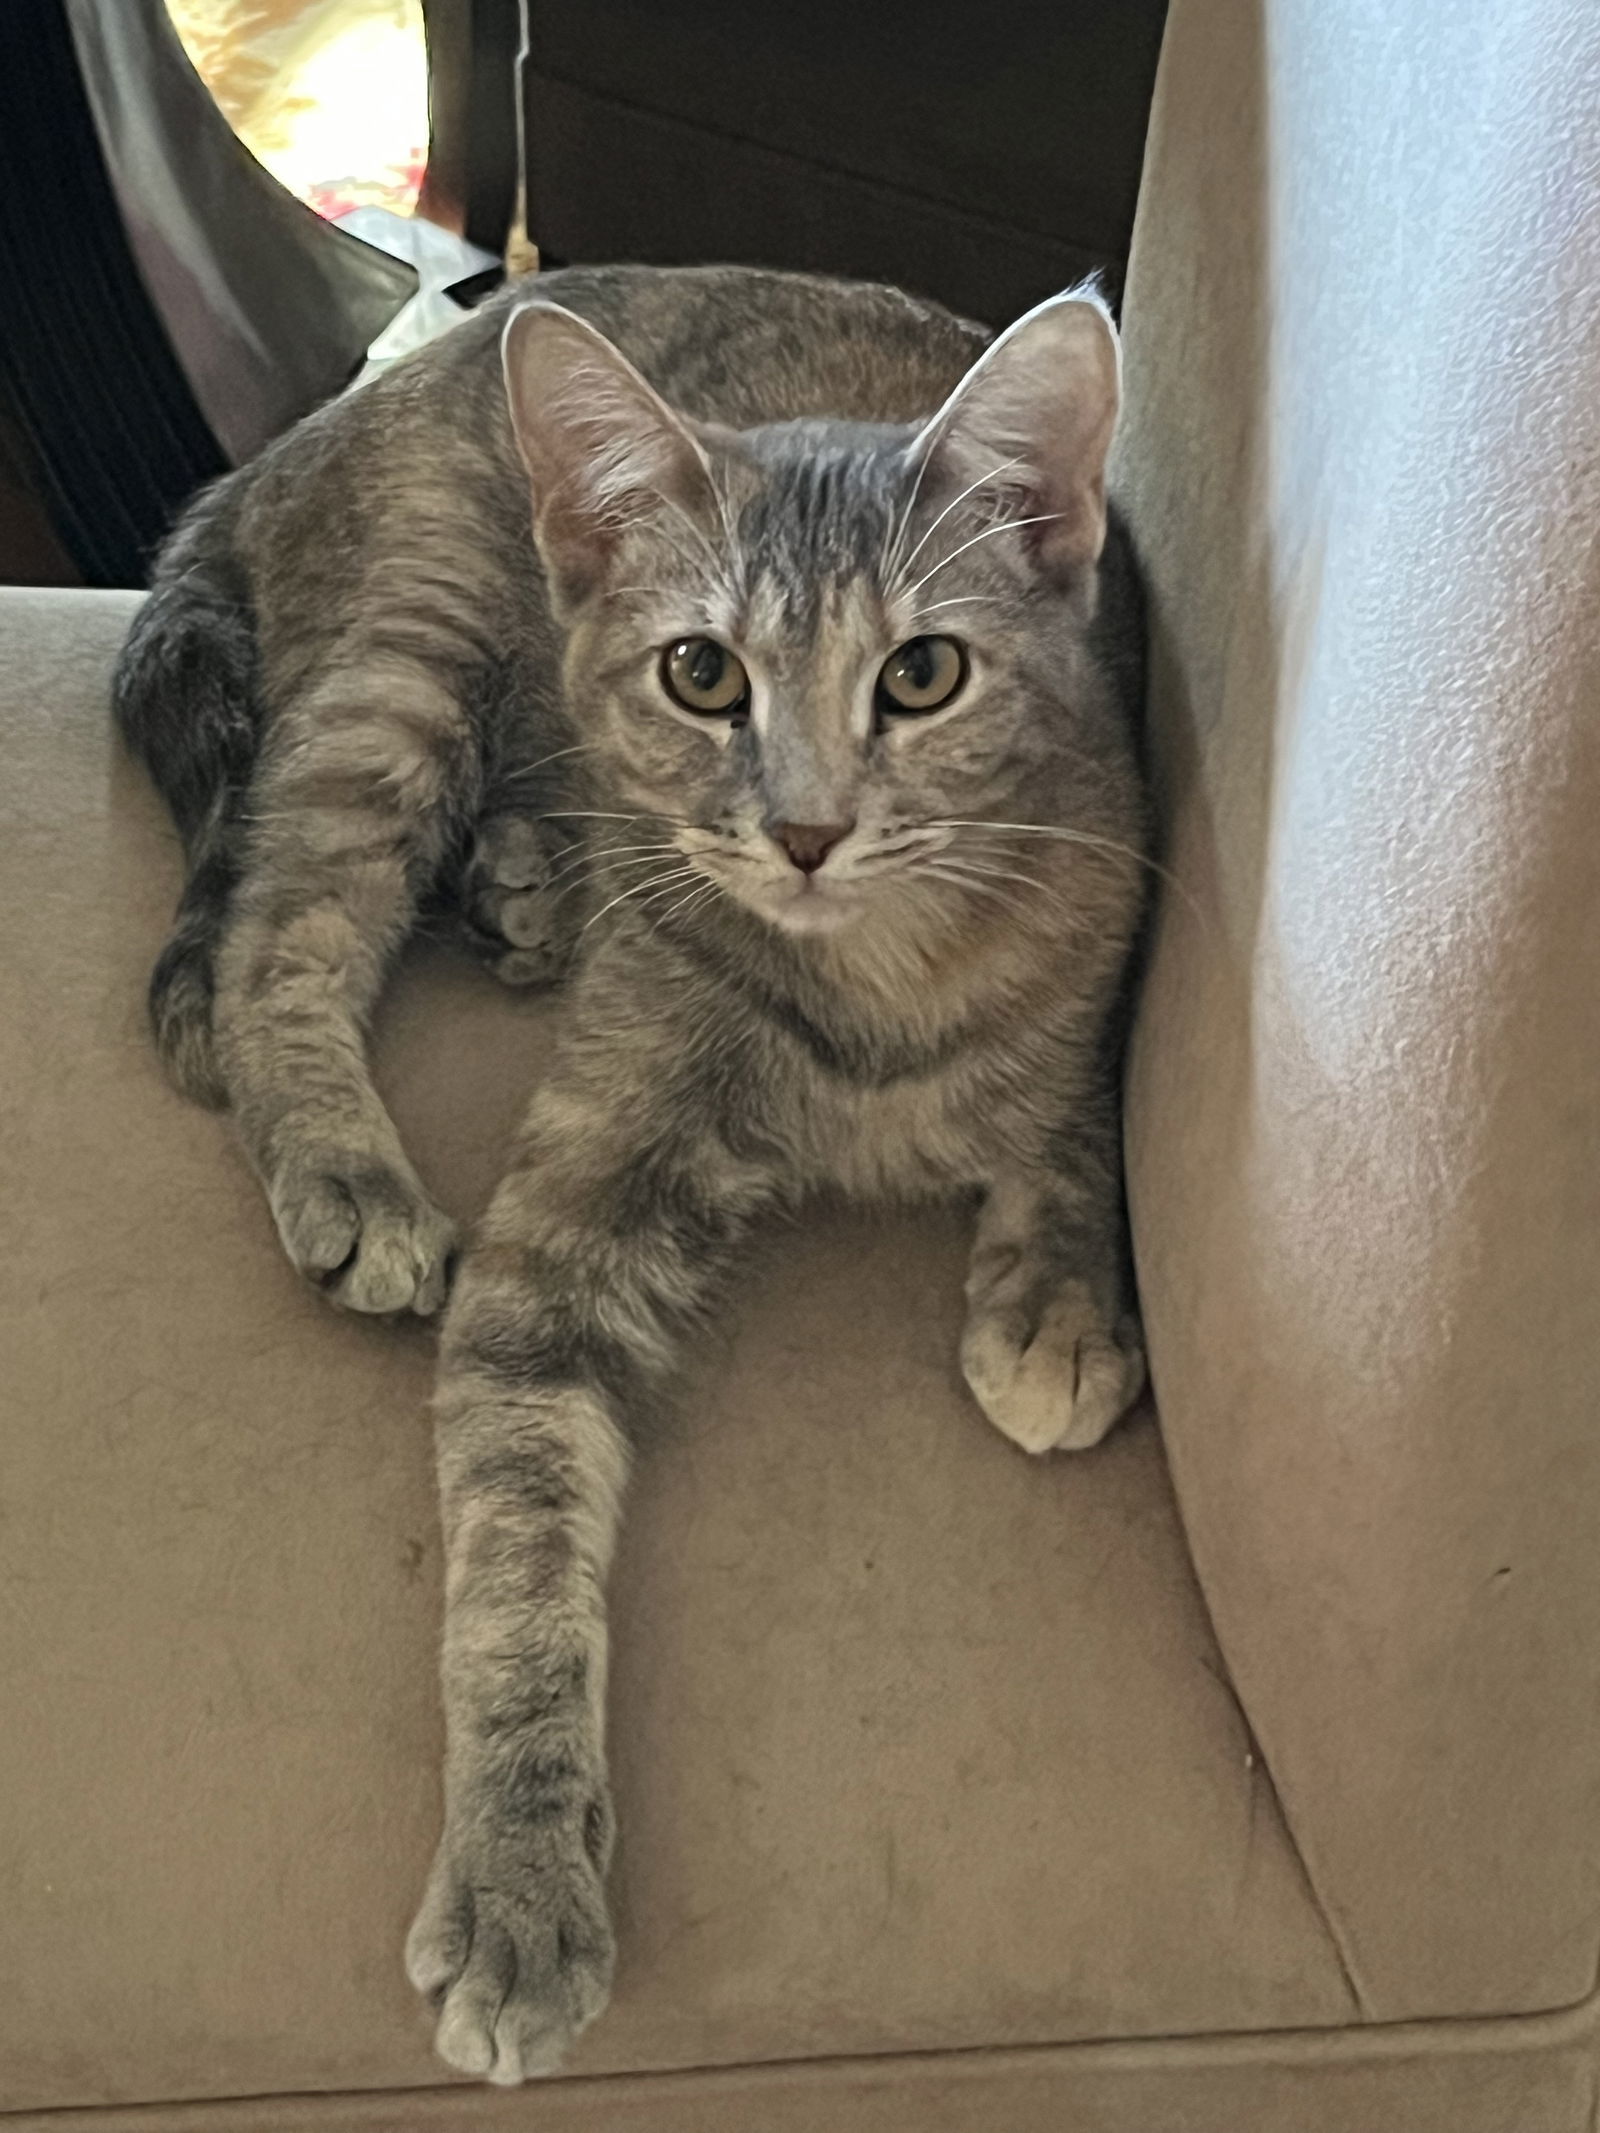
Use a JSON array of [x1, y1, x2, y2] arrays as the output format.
[[761, 872, 864, 934], [699, 844, 952, 935], [683, 826, 975, 935], [682, 842, 868, 934]]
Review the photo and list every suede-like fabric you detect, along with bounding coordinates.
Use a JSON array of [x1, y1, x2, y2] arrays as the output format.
[[0, 586, 1349, 2111], [1114, 0, 1600, 2026], [4, 2012, 1598, 2133]]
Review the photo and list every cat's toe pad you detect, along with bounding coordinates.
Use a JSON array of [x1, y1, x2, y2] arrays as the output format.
[[269, 1156, 456, 1316], [962, 1286, 1145, 1454], [459, 815, 578, 982]]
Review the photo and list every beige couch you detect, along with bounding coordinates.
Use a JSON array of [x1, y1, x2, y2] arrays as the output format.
[[4, 0, 1598, 2124]]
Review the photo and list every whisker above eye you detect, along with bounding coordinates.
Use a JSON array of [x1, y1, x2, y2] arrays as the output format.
[[879, 433, 941, 587], [899, 512, 1065, 604], [908, 594, 1009, 619], [890, 454, 1027, 590]]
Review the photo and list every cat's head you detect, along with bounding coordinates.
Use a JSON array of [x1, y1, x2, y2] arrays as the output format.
[[502, 287, 1131, 938]]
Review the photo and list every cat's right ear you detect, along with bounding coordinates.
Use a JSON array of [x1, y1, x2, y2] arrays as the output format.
[[502, 303, 719, 610]]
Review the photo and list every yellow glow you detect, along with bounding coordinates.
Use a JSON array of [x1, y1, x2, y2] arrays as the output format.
[[167, 1, 427, 216]]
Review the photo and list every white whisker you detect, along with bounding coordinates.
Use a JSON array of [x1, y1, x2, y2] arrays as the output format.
[[927, 855, 1097, 933], [650, 876, 724, 929], [535, 809, 686, 827], [548, 847, 687, 901], [544, 838, 682, 880], [492, 740, 595, 789], [924, 856, 1051, 895], [645, 487, 735, 597], [919, 863, 1029, 915], [908, 595, 1009, 619], [900, 512, 1064, 603], [706, 463, 743, 592], [929, 818, 1204, 925], [582, 864, 703, 934], [891, 456, 1026, 591], [880, 450, 927, 585]]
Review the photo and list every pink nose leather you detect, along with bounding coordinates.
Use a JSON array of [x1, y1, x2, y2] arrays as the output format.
[[773, 821, 853, 874]]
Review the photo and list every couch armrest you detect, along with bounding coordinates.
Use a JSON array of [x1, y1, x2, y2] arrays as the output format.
[[1114, 0, 1600, 2021]]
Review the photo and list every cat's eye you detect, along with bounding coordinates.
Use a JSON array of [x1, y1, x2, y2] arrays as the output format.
[[661, 637, 750, 718], [877, 635, 967, 716]]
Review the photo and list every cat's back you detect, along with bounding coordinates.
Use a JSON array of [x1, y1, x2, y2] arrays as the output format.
[[209, 266, 990, 655], [240, 264, 991, 515], [522, 263, 991, 429]]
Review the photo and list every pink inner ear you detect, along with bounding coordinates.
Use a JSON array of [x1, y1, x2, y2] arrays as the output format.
[[909, 297, 1120, 587], [503, 306, 720, 606]]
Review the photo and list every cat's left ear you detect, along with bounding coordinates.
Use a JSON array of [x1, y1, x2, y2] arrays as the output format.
[[906, 287, 1121, 588]]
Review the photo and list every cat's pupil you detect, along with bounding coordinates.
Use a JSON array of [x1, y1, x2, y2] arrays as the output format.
[[902, 640, 935, 689], [688, 642, 724, 693]]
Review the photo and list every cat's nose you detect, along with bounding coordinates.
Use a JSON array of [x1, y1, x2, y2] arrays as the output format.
[[771, 820, 854, 875]]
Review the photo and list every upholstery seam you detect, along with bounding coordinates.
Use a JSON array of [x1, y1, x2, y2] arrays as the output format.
[[1194, 1649, 1372, 2020], [523, 65, 1115, 260], [7, 1994, 1598, 2126]]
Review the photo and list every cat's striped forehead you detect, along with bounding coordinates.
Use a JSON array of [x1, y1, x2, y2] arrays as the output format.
[[727, 420, 912, 634]]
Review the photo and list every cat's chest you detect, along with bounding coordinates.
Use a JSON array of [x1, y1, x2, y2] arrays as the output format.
[[797, 1070, 986, 1196], [727, 948, 1079, 1197], [774, 1024, 1049, 1198]]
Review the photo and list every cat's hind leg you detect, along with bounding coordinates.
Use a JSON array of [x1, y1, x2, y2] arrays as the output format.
[[212, 665, 479, 1314]]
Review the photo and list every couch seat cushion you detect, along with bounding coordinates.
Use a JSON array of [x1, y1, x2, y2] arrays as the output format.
[[0, 590, 1352, 2112]]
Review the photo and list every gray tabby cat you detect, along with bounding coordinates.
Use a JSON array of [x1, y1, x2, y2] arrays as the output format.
[[114, 264, 1150, 2084]]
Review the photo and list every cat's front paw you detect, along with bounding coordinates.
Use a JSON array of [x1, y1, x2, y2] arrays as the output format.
[[268, 1153, 457, 1315], [461, 812, 579, 989], [962, 1283, 1145, 1454], [406, 1793, 616, 2085]]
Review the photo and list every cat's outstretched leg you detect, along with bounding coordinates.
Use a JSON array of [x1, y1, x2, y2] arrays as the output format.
[[961, 1161, 1146, 1455], [407, 981, 777, 2081], [210, 666, 475, 1314]]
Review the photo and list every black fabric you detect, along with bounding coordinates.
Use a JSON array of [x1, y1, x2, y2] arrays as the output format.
[[67, 0, 415, 467], [523, 0, 1168, 325], [0, 0, 415, 589], [0, 0, 227, 588], [419, 0, 523, 254]]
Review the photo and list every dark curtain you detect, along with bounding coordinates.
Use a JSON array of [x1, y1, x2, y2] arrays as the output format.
[[0, 0, 415, 587]]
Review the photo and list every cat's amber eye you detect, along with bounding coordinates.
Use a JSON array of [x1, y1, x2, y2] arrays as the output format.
[[661, 638, 750, 718], [877, 635, 967, 716]]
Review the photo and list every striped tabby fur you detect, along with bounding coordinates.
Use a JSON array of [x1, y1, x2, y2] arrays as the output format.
[[115, 264, 1150, 2083]]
